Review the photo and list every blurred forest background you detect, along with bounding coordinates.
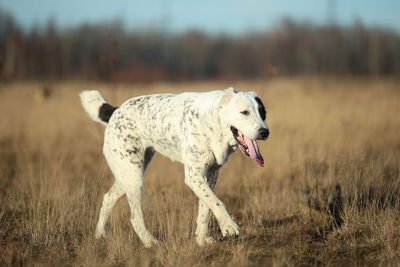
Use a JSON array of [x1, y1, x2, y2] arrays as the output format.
[[1, 7, 400, 82]]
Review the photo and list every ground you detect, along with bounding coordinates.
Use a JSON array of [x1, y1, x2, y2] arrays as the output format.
[[0, 78, 400, 266]]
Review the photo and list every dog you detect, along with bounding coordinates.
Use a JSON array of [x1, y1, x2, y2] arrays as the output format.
[[79, 87, 269, 247]]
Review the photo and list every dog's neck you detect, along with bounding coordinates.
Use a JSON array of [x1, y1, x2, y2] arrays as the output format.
[[200, 93, 237, 165]]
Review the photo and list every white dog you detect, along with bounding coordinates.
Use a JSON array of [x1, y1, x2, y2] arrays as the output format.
[[79, 87, 269, 247]]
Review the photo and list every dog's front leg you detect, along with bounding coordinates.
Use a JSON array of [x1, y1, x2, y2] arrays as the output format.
[[195, 166, 219, 246], [184, 165, 240, 239]]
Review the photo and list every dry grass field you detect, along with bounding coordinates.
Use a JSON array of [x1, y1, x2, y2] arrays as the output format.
[[0, 78, 400, 266]]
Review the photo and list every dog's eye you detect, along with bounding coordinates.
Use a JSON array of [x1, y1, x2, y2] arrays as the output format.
[[240, 110, 249, 115]]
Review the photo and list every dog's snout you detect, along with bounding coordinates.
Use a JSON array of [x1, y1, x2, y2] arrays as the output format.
[[259, 128, 269, 140]]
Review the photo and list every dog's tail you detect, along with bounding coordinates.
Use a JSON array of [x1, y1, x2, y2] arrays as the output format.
[[79, 90, 117, 126]]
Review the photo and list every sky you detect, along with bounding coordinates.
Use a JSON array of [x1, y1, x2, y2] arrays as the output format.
[[1, 0, 399, 33]]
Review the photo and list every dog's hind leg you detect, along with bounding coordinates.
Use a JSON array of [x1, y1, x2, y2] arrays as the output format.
[[106, 147, 157, 248], [102, 141, 157, 247], [95, 182, 125, 238], [195, 166, 219, 246], [122, 165, 157, 248]]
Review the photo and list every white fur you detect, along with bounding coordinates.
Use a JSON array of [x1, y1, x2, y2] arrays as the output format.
[[80, 87, 268, 247], [79, 90, 108, 126]]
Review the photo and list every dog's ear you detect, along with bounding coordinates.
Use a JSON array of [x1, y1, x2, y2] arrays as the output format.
[[220, 87, 237, 106]]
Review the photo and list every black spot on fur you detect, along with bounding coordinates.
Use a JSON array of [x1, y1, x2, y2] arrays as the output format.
[[255, 97, 266, 121], [99, 103, 118, 123], [126, 149, 139, 155]]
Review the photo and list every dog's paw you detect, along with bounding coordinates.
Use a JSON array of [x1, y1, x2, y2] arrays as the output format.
[[219, 217, 240, 237], [142, 236, 159, 248], [95, 229, 108, 239], [196, 236, 216, 246]]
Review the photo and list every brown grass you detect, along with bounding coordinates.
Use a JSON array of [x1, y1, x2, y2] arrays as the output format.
[[0, 78, 400, 266]]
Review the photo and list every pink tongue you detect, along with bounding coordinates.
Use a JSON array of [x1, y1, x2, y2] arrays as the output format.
[[243, 136, 264, 167]]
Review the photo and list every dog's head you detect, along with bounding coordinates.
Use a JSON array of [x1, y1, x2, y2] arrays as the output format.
[[220, 87, 269, 167]]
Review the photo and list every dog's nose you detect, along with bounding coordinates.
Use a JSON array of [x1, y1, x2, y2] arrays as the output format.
[[259, 128, 269, 140]]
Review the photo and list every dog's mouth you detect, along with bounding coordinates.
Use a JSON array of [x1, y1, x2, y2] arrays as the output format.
[[230, 126, 264, 167]]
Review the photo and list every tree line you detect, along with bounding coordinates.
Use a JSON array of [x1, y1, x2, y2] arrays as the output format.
[[1, 9, 400, 81]]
